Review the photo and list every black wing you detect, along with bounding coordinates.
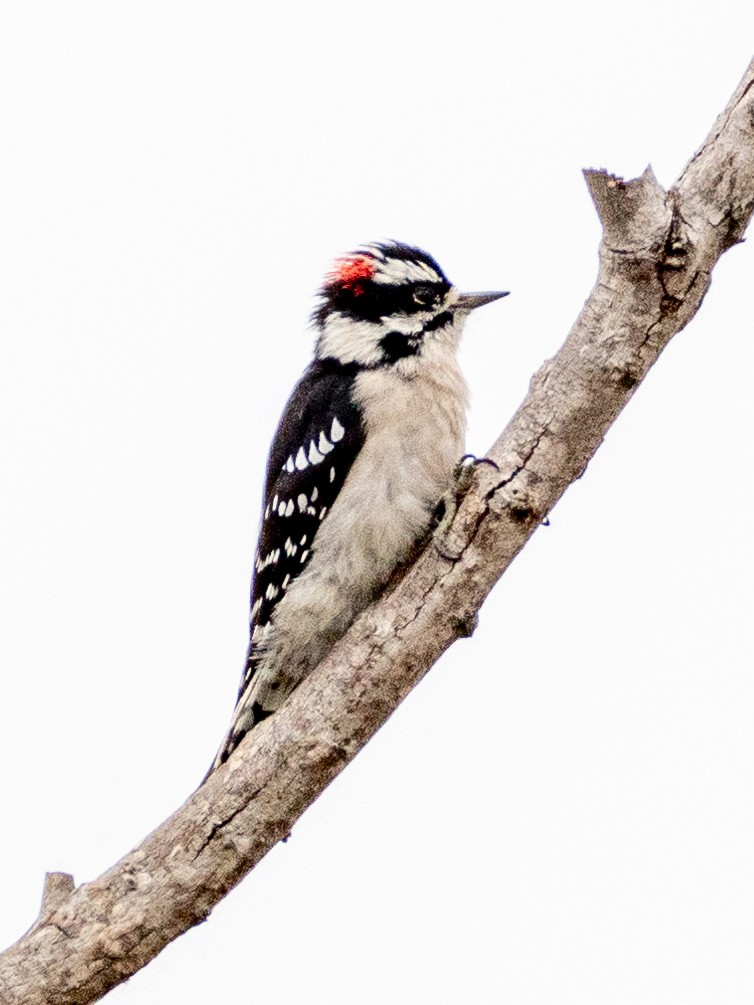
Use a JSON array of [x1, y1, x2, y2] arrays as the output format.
[[240, 357, 365, 697]]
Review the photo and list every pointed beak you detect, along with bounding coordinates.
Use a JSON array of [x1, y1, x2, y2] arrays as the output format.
[[454, 290, 510, 312]]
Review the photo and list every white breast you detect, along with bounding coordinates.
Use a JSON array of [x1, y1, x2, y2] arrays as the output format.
[[339, 338, 469, 578], [312, 335, 466, 598]]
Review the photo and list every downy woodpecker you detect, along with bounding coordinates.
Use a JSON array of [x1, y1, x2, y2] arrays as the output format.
[[209, 241, 507, 773]]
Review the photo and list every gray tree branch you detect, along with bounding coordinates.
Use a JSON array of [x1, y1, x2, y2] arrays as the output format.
[[2, 57, 753, 1005]]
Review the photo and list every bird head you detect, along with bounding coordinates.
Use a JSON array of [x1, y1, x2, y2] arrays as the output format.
[[313, 241, 507, 368]]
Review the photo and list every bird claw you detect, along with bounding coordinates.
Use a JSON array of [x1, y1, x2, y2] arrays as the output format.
[[454, 453, 499, 491], [433, 454, 498, 559]]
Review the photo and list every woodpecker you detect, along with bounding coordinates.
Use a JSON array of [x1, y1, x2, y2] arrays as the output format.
[[208, 241, 507, 774]]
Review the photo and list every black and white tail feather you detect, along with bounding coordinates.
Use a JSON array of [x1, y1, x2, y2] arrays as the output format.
[[207, 241, 507, 776]]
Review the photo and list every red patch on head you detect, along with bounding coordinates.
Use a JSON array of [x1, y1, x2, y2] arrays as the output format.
[[329, 255, 375, 294]]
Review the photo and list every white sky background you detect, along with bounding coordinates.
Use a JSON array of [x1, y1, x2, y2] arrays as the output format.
[[1, 3, 753, 1002]]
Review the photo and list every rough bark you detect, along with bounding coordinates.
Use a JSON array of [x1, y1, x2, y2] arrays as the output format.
[[2, 58, 753, 1005]]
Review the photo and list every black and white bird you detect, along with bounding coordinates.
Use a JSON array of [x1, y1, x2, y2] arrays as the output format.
[[208, 241, 507, 773]]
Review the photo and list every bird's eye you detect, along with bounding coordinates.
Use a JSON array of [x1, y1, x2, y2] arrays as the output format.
[[412, 285, 437, 307]]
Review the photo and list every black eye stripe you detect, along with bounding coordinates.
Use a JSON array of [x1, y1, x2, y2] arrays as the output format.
[[317, 279, 449, 325], [412, 283, 438, 306]]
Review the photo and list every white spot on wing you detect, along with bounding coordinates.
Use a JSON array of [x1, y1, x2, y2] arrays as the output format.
[[308, 440, 325, 464], [311, 486, 318, 502], [286, 456, 295, 473], [277, 500, 286, 516], [282, 574, 290, 590], [258, 551, 278, 571], [285, 499, 294, 516], [295, 446, 308, 470], [330, 466, 336, 483], [330, 417, 345, 442], [318, 430, 334, 454], [265, 583, 279, 600], [297, 493, 307, 511], [300, 549, 309, 563]]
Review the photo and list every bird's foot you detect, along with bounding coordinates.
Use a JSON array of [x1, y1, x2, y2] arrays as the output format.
[[433, 455, 499, 559]]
